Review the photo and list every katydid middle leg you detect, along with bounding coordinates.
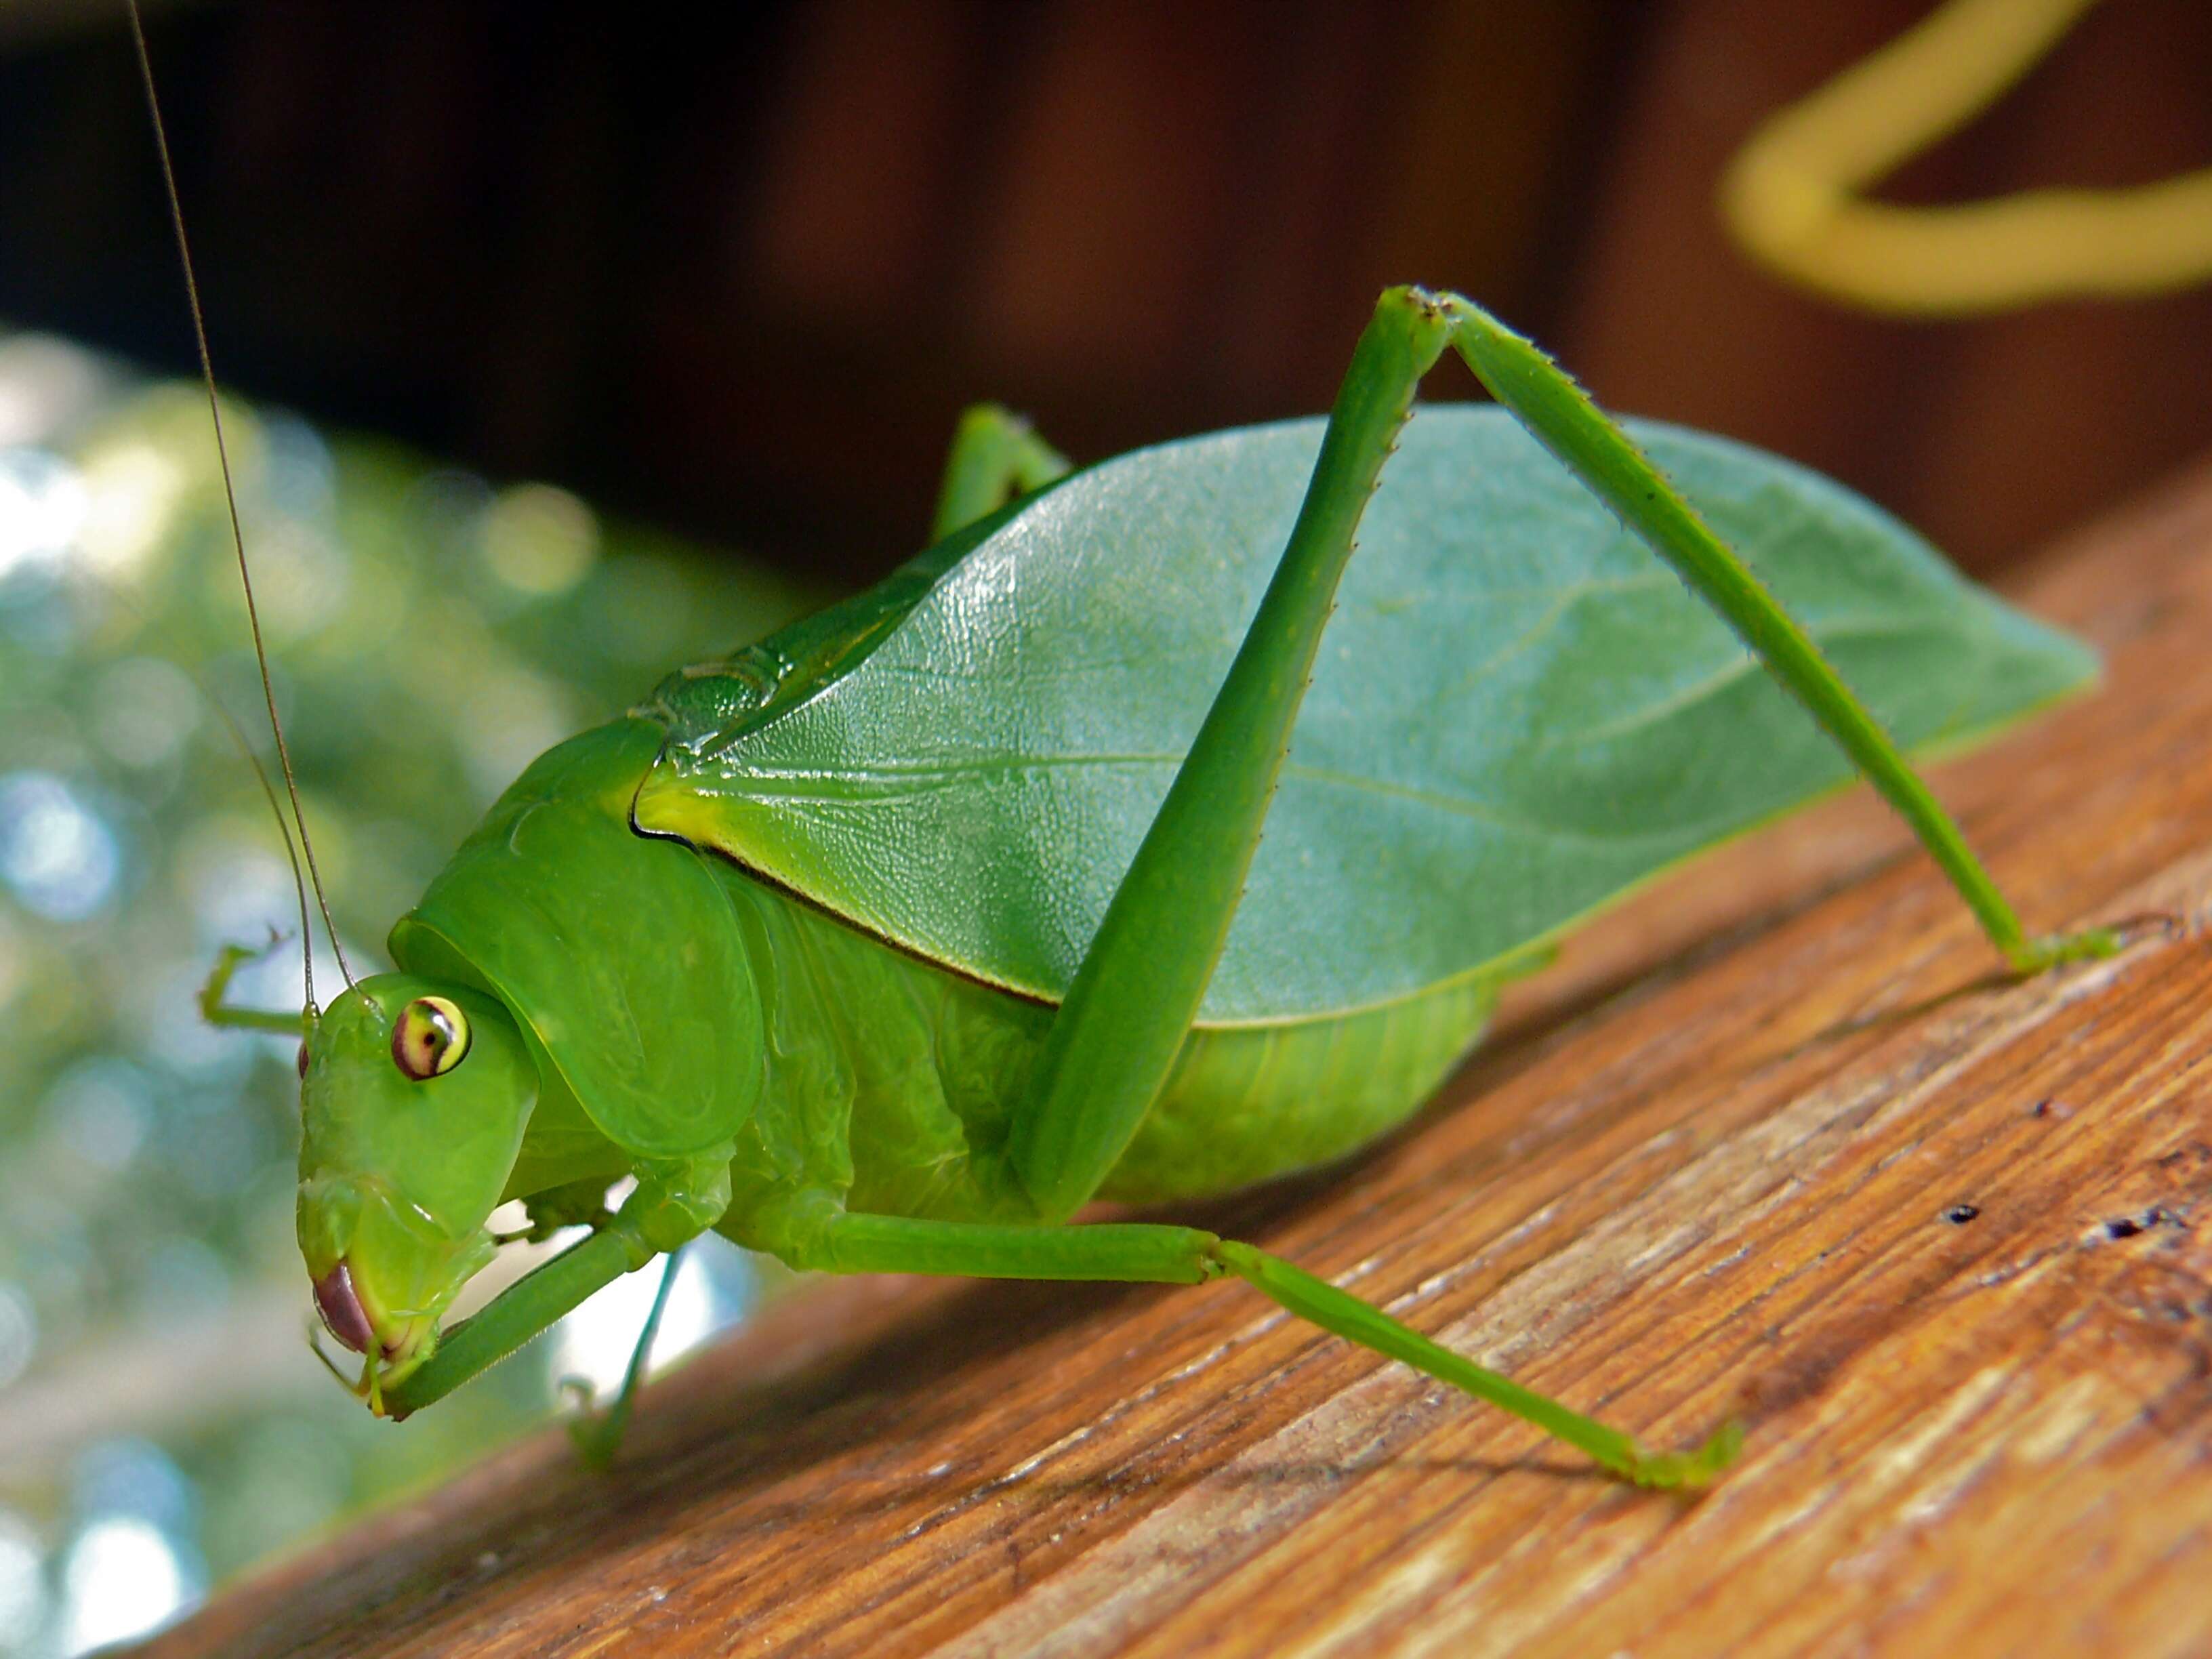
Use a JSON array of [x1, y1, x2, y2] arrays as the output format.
[[567, 1244, 688, 1469], [932, 404, 1073, 541]]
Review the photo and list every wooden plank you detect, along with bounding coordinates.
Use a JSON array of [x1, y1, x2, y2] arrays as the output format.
[[143, 459, 2212, 1659]]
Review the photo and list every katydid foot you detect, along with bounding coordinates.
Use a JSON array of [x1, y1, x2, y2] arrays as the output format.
[[2005, 909, 2182, 977]]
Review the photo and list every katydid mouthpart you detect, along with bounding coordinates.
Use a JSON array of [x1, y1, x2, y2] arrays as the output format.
[[135, 17, 2127, 1491]]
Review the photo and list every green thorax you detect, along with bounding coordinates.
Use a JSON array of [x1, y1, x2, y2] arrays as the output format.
[[388, 718, 766, 1163]]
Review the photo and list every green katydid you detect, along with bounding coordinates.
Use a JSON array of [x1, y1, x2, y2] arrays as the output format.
[[194, 283, 2126, 1491], [137, 30, 2121, 1498]]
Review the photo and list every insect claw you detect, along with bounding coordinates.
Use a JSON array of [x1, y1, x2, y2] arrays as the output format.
[[558, 1376, 615, 1464], [2009, 907, 2186, 976], [305, 1319, 371, 1400], [1621, 1418, 1744, 1492]]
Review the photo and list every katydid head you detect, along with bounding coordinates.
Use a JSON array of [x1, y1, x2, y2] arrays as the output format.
[[296, 973, 538, 1400]]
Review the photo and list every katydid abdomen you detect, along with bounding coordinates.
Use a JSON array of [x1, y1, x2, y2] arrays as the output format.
[[701, 848, 1499, 1218]]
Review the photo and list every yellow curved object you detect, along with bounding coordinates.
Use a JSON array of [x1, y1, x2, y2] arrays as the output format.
[[1721, 0, 2212, 314]]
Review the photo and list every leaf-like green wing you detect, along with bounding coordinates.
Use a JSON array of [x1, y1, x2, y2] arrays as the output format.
[[636, 408, 2093, 1025]]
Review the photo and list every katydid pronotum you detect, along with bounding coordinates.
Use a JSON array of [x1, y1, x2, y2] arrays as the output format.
[[136, 23, 2125, 1492]]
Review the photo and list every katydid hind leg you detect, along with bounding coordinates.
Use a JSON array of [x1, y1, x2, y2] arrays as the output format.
[[1434, 292, 2118, 976], [762, 1202, 1735, 1489], [931, 404, 1073, 542]]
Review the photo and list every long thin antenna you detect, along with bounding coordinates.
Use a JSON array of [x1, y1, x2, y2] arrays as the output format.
[[125, 0, 354, 1002], [98, 573, 319, 1015], [196, 667, 319, 1003]]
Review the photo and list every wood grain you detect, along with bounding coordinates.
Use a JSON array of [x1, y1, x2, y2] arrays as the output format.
[[142, 462, 2212, 1658]]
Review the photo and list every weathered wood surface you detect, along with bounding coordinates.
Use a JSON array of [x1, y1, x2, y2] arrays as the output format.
[[145, 463, 2212, 1658]]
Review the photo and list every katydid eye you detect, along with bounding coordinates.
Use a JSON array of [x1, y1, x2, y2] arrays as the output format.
[[392, 997, 470, 1080]]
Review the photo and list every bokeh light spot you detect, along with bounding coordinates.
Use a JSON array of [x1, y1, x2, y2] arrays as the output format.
[[75, 438, 187, 583], [0, 1283, 37, 1389], [91, 657, 201, 770], [0, 447, 88, 580], [0, 772, 121, 922], [57, 1516, 194, 1656], [0, 335, 106, 448], [481, 483, 599, 596], [44, 1058, 152, 1174], [0, 1509, 47, 1654]]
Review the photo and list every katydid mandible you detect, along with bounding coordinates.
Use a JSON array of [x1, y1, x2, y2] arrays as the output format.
[[182, 282, 2125, 1490]]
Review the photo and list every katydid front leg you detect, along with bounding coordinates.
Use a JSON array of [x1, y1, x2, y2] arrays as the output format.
[[199, 941, 310, 1035], [384, 1151, 730, 1420]]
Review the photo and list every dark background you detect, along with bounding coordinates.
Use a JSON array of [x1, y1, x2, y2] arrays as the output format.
[[3, 0, 2209, 586]]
